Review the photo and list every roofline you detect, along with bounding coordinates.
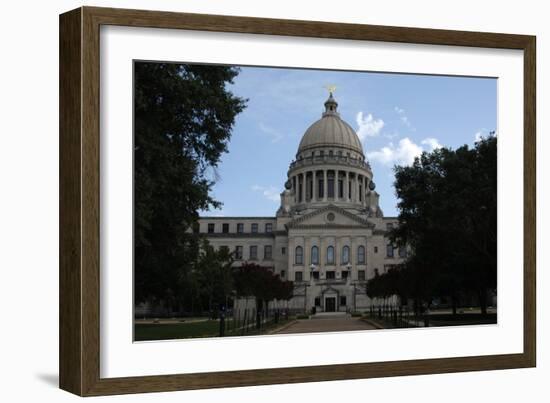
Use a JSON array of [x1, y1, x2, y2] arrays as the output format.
[[199, 216, 276, 220]]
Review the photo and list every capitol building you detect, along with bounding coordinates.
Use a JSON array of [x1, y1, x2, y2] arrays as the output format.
[[198, 93, 406, 313]]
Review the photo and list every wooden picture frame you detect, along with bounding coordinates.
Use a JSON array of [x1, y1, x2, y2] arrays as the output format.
[[59, 6, 536, 396]]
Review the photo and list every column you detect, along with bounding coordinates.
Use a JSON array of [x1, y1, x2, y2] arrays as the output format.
[[293, 176, 297, 203], [351, 173, 357, 203], [355, 175, 363, 203], [335, 169, 339, 201], [323, 170, 328, 202], [345, 171, 350, 202], [312, 171, 317, 202], [301, 172, 306, 203], [362, 176, 367, 207]]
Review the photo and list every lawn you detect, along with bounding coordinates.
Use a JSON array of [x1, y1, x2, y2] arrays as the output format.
[[134, 320, 221, 341], [134, 317, 295, 341]]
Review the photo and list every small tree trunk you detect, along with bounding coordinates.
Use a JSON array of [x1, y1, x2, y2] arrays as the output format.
[[479, 290, 488, 316], [452, 295, 458, 316]]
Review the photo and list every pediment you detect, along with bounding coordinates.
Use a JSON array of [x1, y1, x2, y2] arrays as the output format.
[[287, 205, 375, 229]]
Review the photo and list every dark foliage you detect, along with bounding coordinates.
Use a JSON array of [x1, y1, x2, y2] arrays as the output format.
[[134, 62, 246, 307], [368, 136, 497, 314]]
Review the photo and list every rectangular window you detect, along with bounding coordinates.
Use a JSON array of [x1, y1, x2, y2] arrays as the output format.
[[249, 245, 258, 260], [327, 178, 334, 198], [374, 246, 378, 253], [358, 270, 366, 281], [235, 246, 243, 260], [237, 223, 244, 233], [399, 245, 407, 258], [251, 223, 258, 233], [219, 245, 229, 253], [386, 243, 394, 258], [359, 184, 363, 201], [295, 271, 303, 282], [265, 223, 273, 233], [312, 271, 320, 280], [348, 181, 352, 199], [264, 245, 272, 260], [315, 297, 321, 306], [318, 179, 324, 199], [298, 184, 303, 202], [222, 223, 229, 233], [326, 271, 335, 279], [281, 270, 285, 278], [340, 296, 347, 306], [207, 223, 215, 233], [338, 179, 344, 198], [282, 247, 286, 255]]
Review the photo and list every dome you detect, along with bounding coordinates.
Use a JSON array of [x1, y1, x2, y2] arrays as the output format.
[[297, 94, 364, 157]]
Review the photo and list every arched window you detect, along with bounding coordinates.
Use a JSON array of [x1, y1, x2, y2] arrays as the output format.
[[326, 246, 335, 265], [357, 245, 366, 264], [342, 246, 350, 264], [311, 246, 319, 265], [295, 246, 303, 265]]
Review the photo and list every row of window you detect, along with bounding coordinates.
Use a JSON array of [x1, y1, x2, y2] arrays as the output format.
[[294, 243, 406, 265], [294, 245, 366, 265], [298, 149, 363, 162], [220, 245, 273, 261], [207, 222, 273, 234], [294, 270, 367, 282], [295, 178, 361, 202]]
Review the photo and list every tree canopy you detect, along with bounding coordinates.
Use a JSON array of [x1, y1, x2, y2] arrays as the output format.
[[369, 135, 497, 314], [134, 62, 246, 306]]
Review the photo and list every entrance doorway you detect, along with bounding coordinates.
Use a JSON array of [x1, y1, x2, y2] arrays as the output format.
[[325, 297, 336, 312]]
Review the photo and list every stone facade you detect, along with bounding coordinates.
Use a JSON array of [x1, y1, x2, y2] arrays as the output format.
[[198, 94, 406, 313]]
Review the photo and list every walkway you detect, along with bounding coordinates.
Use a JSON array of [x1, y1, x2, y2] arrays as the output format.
[[273, 313, 377, 334]]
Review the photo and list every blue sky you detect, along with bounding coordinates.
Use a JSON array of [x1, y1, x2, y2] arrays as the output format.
[[202, 66, 496, 217]]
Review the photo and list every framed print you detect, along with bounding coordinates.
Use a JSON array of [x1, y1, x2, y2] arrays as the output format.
[[59, 6, 536, 396]]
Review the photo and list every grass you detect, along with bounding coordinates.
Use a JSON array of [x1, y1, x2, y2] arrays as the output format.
[[135, 320, 221, 341], [365, 312, 497, 329], [134, 316, 296, 341], [428, 313, 497, 326]]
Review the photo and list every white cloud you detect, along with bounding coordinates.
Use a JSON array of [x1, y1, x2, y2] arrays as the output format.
[[394, 106, 416, 131], [356, 111, 385, 140], [259, 122, 283, 143], [367, 136, 443, 167], [421, 137, 442, 151], [251, 185, 280, 202]]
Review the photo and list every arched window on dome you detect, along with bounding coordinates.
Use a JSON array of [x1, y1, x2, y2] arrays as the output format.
[[357, 245, 366, 264], [342, 246, 350, 265], [326, 246, 335, 265], [311, 246, 319, 265], [329, 150, 334, 157], [295, 246, 303, 265]]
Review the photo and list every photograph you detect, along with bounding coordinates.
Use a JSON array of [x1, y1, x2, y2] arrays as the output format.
[[133, 61, 498, 341]]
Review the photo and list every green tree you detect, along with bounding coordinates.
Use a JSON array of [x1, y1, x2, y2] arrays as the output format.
[[233, 263, 293, 328], [193, 241, 235, 314], [134, 62, 246, 307], [391, 136, 497, 314]]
